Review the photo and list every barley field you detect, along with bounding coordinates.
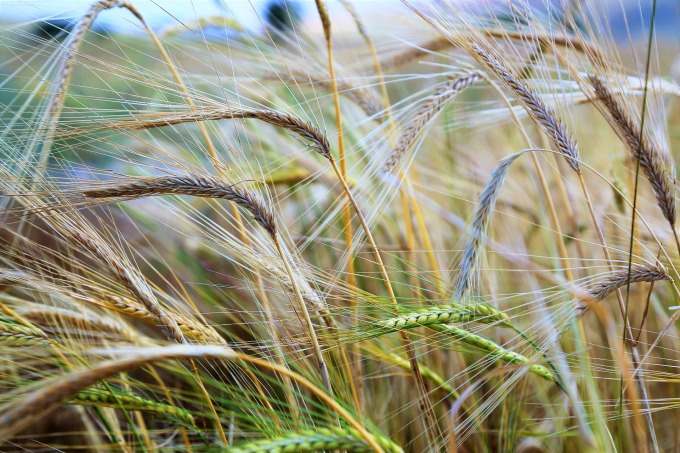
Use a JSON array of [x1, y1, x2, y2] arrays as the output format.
[[0, 0, 679, 451]]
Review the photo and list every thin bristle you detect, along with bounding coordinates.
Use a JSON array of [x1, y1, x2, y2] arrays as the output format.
[[267, 69, 384, 119]]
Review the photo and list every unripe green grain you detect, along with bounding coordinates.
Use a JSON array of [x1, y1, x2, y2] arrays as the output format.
[[69, 388, 195, 426], [227, 427, 402, 453]]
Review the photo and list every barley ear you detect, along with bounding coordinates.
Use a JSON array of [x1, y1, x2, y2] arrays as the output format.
[[589, 75, 676, 226], [469, 43, 580, 173], [456, 150, 527, 299], [576, 264, 671, 317]]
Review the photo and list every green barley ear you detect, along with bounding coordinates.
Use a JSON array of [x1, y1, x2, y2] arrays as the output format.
[[377, 304, 511, 332], [69, 387, 195, 427], [431, 324, 557, 384], [352, 303, 560, 386], [227, 427, 403, 453], [0, 319, 52, 346]]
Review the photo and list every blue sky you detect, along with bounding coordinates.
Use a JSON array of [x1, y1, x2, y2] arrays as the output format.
[[0, 1, 677, 41], [0, 1, 409, 34]]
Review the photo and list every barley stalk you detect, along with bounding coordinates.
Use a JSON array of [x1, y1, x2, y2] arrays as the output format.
[[326, 159, 442, 447], [101, 296, 225, 343], [97, 107, 331, 159], [380, 31, 601, 72], [0, 345, 382, 452], [314, 0, 332, 44], [83, 174, 276, 238], [362, 302, 560, 385], [35, 0, 125, 168], [430, 324, 555, 383], [377, 304, 511, 332], [70, 229, 185, 343], [313, 0, 363, 414], [15, 307, 134, 342], [83, 174, 333, 393], [455, 151, 524, 299], [0, 320, 52, 346]]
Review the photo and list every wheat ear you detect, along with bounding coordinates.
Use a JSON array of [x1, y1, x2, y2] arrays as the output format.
[[0, 320, 52, 345], [70, 229, 185, 343], [0, 345, 229, 441], [380, 31, 600, 72], [430, 324, 555, 383], [36, 0, 124, 168], [83, 175, 276, 238], [382, 71, 482, 173], [96, 295, 225, 344], [340, 304, 510, 345], [101, 107, 331, 159], [378, 304, 511, 332], [69, 388, 195, 426], [17, 306, 136, 343], [0, 345, 383, 452]]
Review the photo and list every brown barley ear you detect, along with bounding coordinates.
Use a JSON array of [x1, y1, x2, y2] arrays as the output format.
[[383, 70, 482, 173], [470, 42, 580, 173], [576, 264, 671, 316], [69, 229, 185, 343], [589, 75, 676, 226], [82, 174, 276, 239], [77, 106, 331, 159]]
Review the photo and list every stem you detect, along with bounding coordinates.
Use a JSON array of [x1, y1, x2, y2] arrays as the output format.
[[578, 173, 658, 452], [273, 236, 333, 394], [231, 205, 300, 421], [317, 0, 362, 416], [188, 358, 228, 446], [237, 354, 385, 453], [328, 157, 442, 446], [405, 178, 448, 299]]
